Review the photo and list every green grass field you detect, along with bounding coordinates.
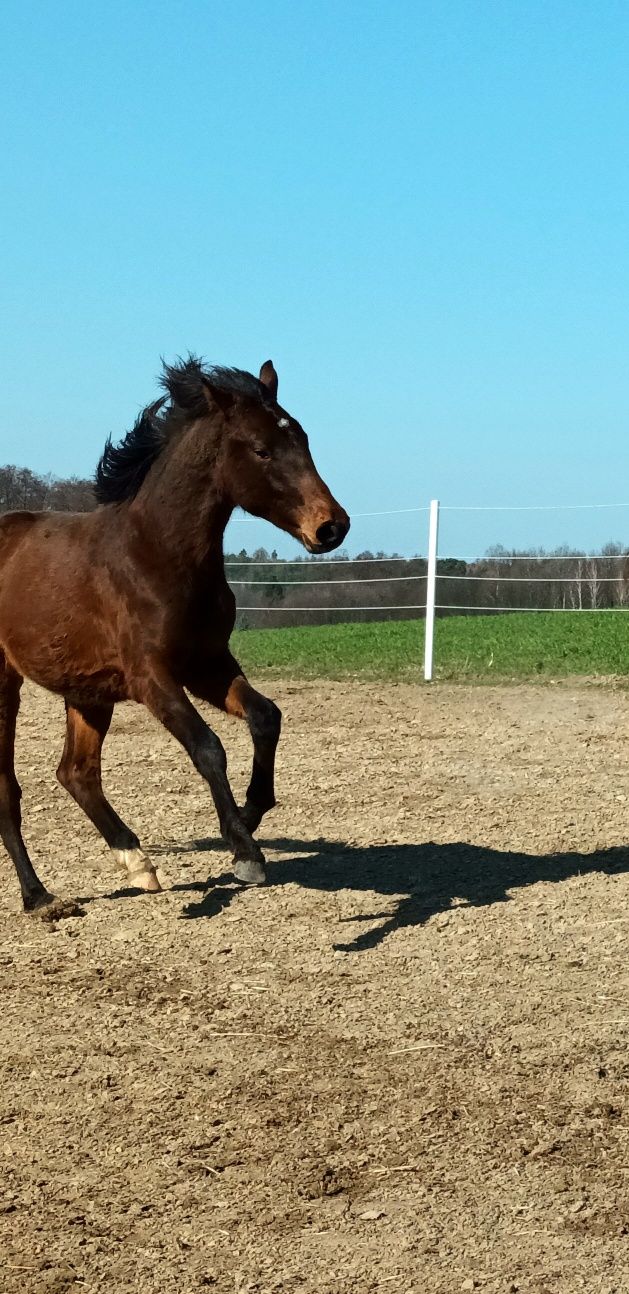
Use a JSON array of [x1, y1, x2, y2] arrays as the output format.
[[232, 611, 629, 682]]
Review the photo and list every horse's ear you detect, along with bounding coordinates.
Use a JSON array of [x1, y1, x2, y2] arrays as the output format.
[[259, 360, 278, 401], [200, 378, 235, 414]]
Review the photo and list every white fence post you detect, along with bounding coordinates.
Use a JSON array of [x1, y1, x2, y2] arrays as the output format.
[[423, 498, 440, 681]]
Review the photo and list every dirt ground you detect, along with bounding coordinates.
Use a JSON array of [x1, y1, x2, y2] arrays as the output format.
[[2, 678, 629, 1293]]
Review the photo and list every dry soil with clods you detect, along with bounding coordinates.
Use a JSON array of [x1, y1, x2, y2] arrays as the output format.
[[2, 678, 629, 1293]]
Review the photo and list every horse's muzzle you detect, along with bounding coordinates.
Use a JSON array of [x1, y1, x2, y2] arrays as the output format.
[[301, 515, 350, 554], [315, 519, 349, 551]]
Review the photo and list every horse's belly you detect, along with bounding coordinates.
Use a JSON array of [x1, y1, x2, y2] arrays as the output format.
[[0, 575, 127, 702], [2, 631, 128, 704]]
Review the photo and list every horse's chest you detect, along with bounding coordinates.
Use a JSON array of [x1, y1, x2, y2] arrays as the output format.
[[166, 595, 234, 669], [181, 585, 235, 640]]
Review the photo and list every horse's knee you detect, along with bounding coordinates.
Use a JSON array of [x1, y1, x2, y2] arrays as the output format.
[[250, 697, 281, 746], [190, 728, 228, 780]]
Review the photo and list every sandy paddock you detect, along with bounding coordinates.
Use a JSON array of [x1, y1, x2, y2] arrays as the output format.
[[1, 678, 629, 1293]]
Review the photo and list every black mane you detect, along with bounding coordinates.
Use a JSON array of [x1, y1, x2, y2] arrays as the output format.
[[94, 356, 272, 505]]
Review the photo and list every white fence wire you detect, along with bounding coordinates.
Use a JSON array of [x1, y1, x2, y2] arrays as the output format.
[[228, 498, 629, 680]]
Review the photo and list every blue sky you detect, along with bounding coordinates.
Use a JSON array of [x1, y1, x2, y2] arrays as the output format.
[[1, 0, 628, 558]]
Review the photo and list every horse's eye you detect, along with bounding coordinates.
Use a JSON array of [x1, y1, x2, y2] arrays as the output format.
[[253, 446, 271, 460]]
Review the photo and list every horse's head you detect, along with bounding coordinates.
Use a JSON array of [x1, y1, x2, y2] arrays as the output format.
[[202, 361, 350, 554]]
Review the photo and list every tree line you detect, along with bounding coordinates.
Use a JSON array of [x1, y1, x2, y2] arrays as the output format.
[[0, 465, 95, 514], [1, 464, 627, 625], [229, 543, 629, 628]]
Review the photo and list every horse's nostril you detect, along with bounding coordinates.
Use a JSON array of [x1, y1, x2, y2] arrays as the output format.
[[315, 520, 347, 550]]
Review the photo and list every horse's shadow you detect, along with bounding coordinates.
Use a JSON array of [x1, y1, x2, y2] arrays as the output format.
[[162, 835, 629, 953]]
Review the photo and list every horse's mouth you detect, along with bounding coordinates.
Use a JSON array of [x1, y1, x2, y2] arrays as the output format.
[[301, 537, 329, 555]]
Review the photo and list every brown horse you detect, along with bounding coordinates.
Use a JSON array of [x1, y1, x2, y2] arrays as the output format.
[[0, 357, 349, 914]]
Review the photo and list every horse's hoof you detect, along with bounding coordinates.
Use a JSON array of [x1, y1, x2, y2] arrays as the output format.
[[128, 864, 161, 895], [135, 869, 162, 893], [26, 894, 84, 921], [112, 849, 162, 892], [233, 857, 267, 885]]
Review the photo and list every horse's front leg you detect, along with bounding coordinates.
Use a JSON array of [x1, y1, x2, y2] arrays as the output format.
[[187, 652, 282, 834], [140, 664, 267, 884]]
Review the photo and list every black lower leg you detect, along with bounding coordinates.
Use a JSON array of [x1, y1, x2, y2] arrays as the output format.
[[144, 674, 267, 882], [186, 660, 281, 841], [190, 727, 266, 877], [240, 700, 282, 834], [0, 665, 51, 910], [0, 776, 52, 910]]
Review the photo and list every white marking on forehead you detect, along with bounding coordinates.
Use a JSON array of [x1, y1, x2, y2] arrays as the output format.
[[277, 417, 289, 428]]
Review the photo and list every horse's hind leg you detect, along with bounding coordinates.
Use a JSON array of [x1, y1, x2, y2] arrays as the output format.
[[57, 702, 161, 892], [0, 654, 52, 911]]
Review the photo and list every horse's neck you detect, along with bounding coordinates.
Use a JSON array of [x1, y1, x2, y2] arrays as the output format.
[[131, 469, 233, 580]]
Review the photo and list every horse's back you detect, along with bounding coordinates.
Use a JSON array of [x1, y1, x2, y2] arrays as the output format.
[[0, 510, 87, 587], [0, 508, 99, 564], [0, 509, 39, 561]]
